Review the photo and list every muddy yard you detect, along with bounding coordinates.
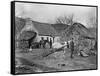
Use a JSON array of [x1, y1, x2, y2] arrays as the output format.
[[15, 48, 97, 74]]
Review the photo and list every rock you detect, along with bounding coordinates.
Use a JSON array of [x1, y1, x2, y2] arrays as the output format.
[[79, 51, 89, 57]]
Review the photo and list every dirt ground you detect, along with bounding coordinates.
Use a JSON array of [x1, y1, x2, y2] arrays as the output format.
[[15, 48, 97, 74]]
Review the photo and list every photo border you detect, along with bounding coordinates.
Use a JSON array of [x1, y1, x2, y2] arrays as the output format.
[[11, 1, 98, 75]]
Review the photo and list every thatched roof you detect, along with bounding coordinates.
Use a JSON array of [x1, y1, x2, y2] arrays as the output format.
[[62, 22, 95, 39], [15, 17, 59, 38], [19, 31, 37, 40], [51, 24, 69, 33], [32, 21, 59, 37]]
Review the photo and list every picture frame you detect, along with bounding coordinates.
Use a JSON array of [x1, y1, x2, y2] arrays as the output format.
[[11, 1, 98, 75]]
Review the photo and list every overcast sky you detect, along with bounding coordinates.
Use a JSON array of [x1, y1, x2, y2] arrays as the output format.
[[15, 2, 97, 28]]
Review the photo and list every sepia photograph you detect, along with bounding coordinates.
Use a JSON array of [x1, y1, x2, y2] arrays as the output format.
[[11, 1, 98, 74]]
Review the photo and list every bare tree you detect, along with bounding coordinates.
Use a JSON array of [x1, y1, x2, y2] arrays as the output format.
[[55, 14, 74, 25]]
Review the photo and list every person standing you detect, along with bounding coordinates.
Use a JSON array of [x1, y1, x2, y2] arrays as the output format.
[[40, 37, 45, 48], [70, 38, 74, 58], [49, 38, 52, 48], [67, 41, 69, 48]]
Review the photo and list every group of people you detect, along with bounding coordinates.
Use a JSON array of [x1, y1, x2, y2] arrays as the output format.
[[39, 37, 52, 49]]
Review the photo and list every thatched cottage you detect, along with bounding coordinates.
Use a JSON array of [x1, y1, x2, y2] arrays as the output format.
[[15, 17, 59, 48], [23, 18, 59, 42]]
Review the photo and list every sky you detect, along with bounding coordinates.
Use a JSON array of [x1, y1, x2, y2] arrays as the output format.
[[15, 2, 97, 28]]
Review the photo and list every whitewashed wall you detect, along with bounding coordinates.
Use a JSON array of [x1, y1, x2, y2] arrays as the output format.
[[36, 35, 54, 42]]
